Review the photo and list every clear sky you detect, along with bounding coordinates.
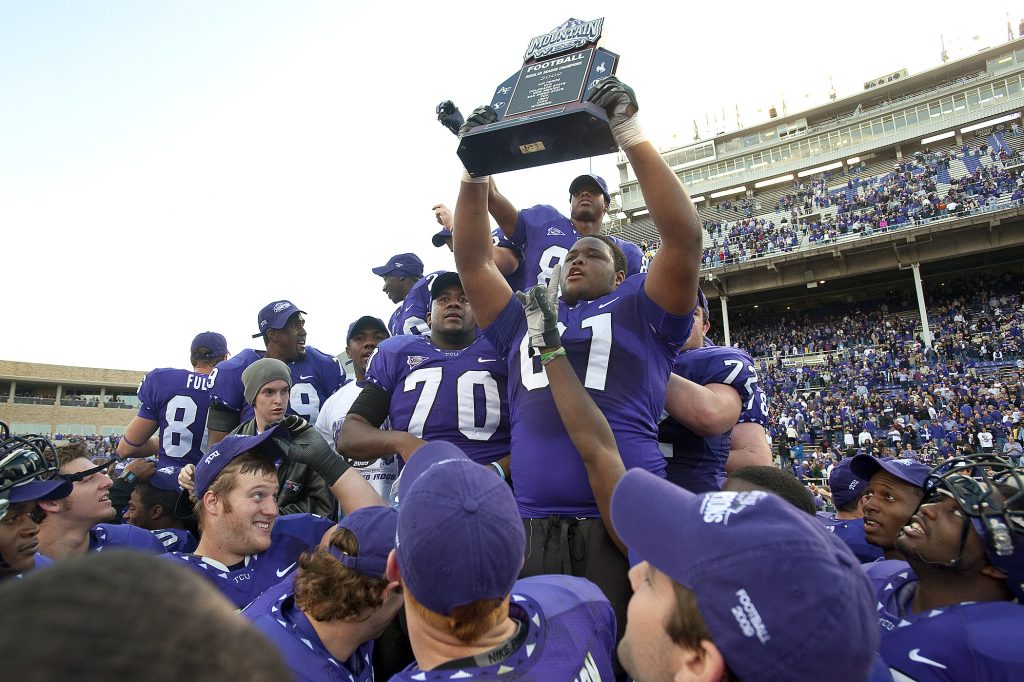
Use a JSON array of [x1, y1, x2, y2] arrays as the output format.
[[1, 0, 1012, 371]]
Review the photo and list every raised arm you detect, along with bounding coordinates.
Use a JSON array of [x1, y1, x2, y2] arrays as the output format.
[[587, 78, 701, 315], [453, 176, 515, 330], [488, 179, 519, 238], [518, 273, 626, 555]]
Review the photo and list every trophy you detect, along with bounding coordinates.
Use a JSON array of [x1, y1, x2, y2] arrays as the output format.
[[454, 18, 619, 176]]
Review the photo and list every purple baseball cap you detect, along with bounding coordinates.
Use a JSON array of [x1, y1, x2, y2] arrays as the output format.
[[190, 332, 228, 358], [849, 455, 930, 489], [611, 469, 878, 682], [371, 253, 424, 279], [696, 287, 710, 319], [568, 173, 610, 203], [327, 506, 398, 578], [428, 271, 462, 300], [395, 442, 524, 615], [346, 316, 389, 342], [6, 477, 71, 504], [193, 426, 286, 498], [431, 227, 453, 248], [828, 458, 868, 507], [252, 300, 305, 339], [149, 465, 183, 493]]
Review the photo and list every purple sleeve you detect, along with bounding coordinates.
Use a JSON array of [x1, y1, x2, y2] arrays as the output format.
[[635, 282, 695, 352], [136, 371, 159, 421], [481, 294, 526, 360], [364, 343, 398, 394]]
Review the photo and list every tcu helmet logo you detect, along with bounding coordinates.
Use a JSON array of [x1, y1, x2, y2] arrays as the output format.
[[700, 491, 767, 525]]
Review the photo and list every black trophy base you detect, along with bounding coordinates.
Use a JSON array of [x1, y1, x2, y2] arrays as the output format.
[[457, 102, 617, 176]]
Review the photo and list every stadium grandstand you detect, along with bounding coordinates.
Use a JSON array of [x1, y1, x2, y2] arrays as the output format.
[[0, 360, 143, 445], [614, 36, 1024, 471]]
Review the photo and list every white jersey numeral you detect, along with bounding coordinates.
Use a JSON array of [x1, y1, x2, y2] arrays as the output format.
[[404, 367, 501, 440], [162, 396, 197, 459], [290, 382, 322, 423], [537, 245, 568, 286], [520, 313, 612, 392]]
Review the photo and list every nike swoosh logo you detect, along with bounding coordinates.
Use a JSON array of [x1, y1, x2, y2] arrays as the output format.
[[477, 358, 498, 363], [597, 297, 620, 309], [276, 562, 297, 578], [908, 649, 947, 669], [298, 375, 314, 380]]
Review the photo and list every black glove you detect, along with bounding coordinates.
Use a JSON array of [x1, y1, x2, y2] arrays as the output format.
[[515, 264, 562, 351], [458, 105, 498, 137], [436, 100, 465, 136], [585, 76, 639, 126], [271, 417, 350, 486]]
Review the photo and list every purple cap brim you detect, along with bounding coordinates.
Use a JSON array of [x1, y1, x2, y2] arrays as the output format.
[[849, 455, 929, 489], [194, 426, 286, 498], [7, 478, 72, 504], [432, 228, 453, 248], [328, 506, 398, 578]]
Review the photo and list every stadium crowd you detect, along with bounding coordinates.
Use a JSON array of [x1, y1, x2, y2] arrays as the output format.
[[2, 77, 1023, 682], [689, 138, 1024, 268]]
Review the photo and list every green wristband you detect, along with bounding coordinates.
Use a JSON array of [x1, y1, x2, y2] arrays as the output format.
[[539, 347, 567, 366]]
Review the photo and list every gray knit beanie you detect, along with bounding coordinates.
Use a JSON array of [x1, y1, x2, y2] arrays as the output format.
[[241, 358, 292, 405]]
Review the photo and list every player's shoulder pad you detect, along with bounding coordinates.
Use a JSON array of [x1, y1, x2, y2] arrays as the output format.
[[512, 574, 612, 617], [521, 204, 568, 223], [373, 334, 429, 356], [272, 513, 336, 543], [95, 523, 167, 552], [214, 349, 261, 373], [145, 367, 184, 380], [862, 559, 914, 589]]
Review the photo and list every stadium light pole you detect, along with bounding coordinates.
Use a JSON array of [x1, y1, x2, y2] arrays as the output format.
[[911, 263, 933, 349], [720, 296, 731, 347]]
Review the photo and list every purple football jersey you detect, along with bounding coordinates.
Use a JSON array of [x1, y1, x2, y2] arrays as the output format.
[[389, 270, 447, 337], [364, 335, 510, 465], [136, 367, 215, 467], [865, 563, 1024, 680], [208, 348, 346, 429], [389, 575, 615, 682], [245, 576, 374, 682], [90, 524, 167, 554], [509, 205, 643, 289], [152, 527, 198, 554], [493, 227, 526, 293], [484, 276, 694, 517], [815, 513, 882, 563], [163, 514, 335, 609], [659, 346, 757, 493]]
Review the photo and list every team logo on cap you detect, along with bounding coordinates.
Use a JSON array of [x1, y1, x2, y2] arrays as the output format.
[[273, 302, 292, 313], [849, 480, 860, 491], [700, 491, 766, 526], [731, 589, 770, 644], [203, 450, 222, 465]]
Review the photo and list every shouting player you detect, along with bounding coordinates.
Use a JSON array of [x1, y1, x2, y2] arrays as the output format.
[[206, 300, 345, 446], [339, 272, 511, 471], [117, 331, 229, 467], [452, 76, 700, 636], [865, 454, 1024, 680]]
